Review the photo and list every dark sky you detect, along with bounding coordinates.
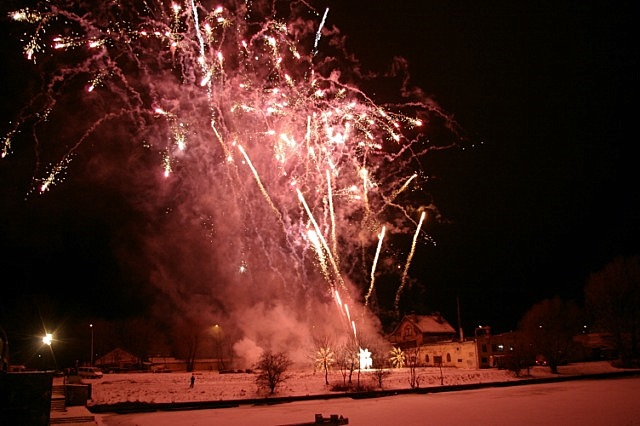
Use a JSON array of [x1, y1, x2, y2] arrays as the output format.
[[1, 0, 637, 361], [325, 1, 638, 330]]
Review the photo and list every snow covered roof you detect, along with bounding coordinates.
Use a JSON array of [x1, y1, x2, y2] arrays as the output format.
[[405, 314, 456, 334]]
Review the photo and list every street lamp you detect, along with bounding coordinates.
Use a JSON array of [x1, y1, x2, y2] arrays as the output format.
[[42, 333, 53, 346], [212, 324, 224, 370], [42, 332, 55, 370], [90, 324, 94, 366]]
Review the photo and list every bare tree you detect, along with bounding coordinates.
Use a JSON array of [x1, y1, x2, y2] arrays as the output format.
[[505, 331, 535, 377], [171, 317, 203, 372], [210, 325, 235, 371], [519, 296, 583, 374], [370, 361, 391, 389], [255, 350, 292, 394], [362, 337, 391, 389], [405, 344, 421, 388], [585, 255, 640, 367], [315, 345, 335, 386], [335, 342, 358, 388]]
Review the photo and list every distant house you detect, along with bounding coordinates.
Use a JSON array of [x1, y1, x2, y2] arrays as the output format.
[[147, 356, 225, 372], [388, 314, 482, 368], [95, 348, 141, 371], [389, 313, 458, 349], [474, 329, 520, 368], [572, 332, 618, 361]]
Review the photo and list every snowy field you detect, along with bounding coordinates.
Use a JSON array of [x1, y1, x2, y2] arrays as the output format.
[[96, 375, 640, 426], [83, 361, 640, 425], [86, 361, 628, 405]]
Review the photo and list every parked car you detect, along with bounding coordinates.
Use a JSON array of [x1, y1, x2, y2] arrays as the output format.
[[77, 366, 103, 379]]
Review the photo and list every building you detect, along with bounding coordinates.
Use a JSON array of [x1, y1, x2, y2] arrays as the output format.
[[388, 314, 481, 369], [388, 313, 458, 349], [417, 340, 479, 369], [95, 348, 141, 372], [473, 328, 520, 368]]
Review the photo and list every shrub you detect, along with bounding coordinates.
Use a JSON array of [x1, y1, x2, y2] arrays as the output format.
[[254, 350, 292, 394]]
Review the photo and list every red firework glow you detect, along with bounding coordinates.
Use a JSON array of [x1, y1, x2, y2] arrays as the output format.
[[4, 0, 461, 365]]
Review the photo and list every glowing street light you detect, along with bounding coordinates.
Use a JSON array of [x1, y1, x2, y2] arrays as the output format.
[[42, 333, 53, 346], [41, 332, 56, 370], [211, 324, 225, 370]]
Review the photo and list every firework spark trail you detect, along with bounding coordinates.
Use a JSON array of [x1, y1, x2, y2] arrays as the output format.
[[326, 170, 338, 268], [387, 173, 418, 205], [364, 225, 385, 307], [394, 211, 427, 316], [4, 0, 461, 350], [308, 230, 330, 284], [238, 144, 284, 226], [313, 7, 329, 55], [297, 188, 348, 296]]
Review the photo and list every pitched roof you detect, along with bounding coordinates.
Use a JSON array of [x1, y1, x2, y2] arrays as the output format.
[[406, 314, 456, 334], [96, 347, 139, 365]]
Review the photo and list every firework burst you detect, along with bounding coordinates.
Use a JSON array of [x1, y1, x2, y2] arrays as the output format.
[[4, 0, 461, 353]]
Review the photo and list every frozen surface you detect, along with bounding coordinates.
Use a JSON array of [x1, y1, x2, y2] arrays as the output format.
[[85, 362, 640, 425]]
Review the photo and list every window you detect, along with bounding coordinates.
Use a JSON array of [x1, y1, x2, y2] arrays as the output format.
[[433, 356, 443, 366], [482, 344, 487, 353], [446, 353, 451, 362], [403, 325, 413, 338], [425, 354, 430, 363]]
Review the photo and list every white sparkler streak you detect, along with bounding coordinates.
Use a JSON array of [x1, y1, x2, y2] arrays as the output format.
[[360, 167, 370, 215], [394, 211, 427, 315], [334, 289, 343, 310], [297, 188, 348, 295], [313, 8, 329, 54], [326, 170, 338, 266], [210, 121, 232, 160], [238, 144, 283, 226], [365, 226, 386, 306], [189, 0, 206, 60], [308, 230, 331, 284]]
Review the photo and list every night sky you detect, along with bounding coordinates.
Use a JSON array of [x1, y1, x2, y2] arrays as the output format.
[[1, 0, 637, 365], [323, 1, 638, 330]]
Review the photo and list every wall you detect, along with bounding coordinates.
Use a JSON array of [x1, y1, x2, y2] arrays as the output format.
[[418, 340, 478, 369]]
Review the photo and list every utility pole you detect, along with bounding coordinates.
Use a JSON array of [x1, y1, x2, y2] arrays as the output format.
[[457, 295, 464, 342], [90, 324, 94, 366]]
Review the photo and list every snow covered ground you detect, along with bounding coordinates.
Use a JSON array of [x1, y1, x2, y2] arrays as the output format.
[[80, 361, 640, 425], [96, 375, 640, 426], [86, 361, 628, 405]]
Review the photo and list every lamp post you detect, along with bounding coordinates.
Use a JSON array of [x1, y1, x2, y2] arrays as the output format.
[[212, 324, 224, 370], [90, 324, 94, 366], [42, 332, 54, 370]]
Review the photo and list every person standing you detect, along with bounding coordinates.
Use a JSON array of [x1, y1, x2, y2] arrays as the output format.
[[190, 373, 195, 388]]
